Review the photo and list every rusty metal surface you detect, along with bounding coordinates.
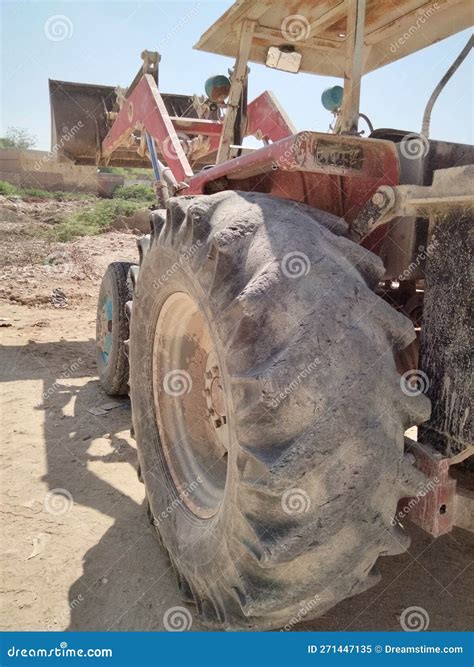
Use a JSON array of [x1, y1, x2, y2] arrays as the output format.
[[189, 131, 399, 184], [401, 439, 457, 537], [419, 198, 473, 457], [187, 131, 400, 226], [194, 0, 471, 77]]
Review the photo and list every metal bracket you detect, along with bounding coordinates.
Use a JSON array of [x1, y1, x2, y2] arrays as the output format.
[[349, 165, 474, 244], [402, 438, 456, 538], [349, 185, 396, 242], [217, 19, 255, 163], [126, 50, 161, 99]]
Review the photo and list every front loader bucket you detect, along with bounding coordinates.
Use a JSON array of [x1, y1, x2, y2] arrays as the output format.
[[49, 79, 144, 166], [49, 79, 201, 168]]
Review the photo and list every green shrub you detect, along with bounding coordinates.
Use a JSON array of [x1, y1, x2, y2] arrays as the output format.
[[99, 166, 154, 180], [21, 188, 95, 201], [113, 183, 155, 202], [0, 181, 95, 201], [47, 199, 144, 241], [19, 187, 56, 199], [0, 180, 19, 196]]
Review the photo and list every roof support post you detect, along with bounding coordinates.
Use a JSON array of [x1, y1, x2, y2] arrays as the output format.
[[337, 0, 366, 134], [216, 18, 255, 164]]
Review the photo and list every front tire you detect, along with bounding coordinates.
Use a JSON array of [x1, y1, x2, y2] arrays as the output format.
[[130, 192, 430, 630], [96, 261, 134, 396]]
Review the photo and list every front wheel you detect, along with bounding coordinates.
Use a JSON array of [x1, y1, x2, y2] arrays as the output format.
[[96, 261, 134, 396], [129, 192, 430, 630]]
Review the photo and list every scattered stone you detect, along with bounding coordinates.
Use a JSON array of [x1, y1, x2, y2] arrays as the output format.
[[27, 533, 51, 560], [87, 407, 108, 416], [50, 288, 68, 308], [101, 401, 121, 411]]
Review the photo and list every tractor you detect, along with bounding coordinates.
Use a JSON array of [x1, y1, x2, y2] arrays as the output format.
[[49, 0, 473, 630]]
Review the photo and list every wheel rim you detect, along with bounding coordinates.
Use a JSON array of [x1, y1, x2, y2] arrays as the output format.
[[98, 295, 113, 365], [152, 292, 229, 519]]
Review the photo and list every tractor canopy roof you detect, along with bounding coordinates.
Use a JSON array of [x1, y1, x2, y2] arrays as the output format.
[[194, 0, 472, 77]]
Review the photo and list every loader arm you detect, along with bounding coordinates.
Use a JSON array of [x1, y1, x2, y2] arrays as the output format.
[[101, 73, 194, 182], [101, 74, 295, 183], [50, 66, 295, 185]]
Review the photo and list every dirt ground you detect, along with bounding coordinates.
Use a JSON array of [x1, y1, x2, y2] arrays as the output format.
[[1, 199, 473, 632]]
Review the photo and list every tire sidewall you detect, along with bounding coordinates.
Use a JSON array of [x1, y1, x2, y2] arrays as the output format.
[[130, 244, 239, 573]]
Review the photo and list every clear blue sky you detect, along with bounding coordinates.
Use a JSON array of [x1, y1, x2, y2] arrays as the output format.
[[1, 0, 472, 150]]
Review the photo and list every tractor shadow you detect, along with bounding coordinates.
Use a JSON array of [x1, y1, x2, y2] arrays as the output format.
[[1, 337, 189, 631], [299, 521, 474, 632], [2, 337, 472, 632]]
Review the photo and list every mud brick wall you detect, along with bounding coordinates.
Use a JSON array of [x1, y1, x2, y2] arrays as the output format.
[[0, 149, 99, 193]]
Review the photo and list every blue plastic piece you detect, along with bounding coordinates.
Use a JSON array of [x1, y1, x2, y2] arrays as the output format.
[[145, 132, 161, 181], [321, 85, 344, 112]]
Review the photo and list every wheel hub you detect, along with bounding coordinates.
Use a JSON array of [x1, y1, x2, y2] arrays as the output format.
[[98, 296, 113, 364], [204, 358, 227, 429], [152, 292, 229, 519]]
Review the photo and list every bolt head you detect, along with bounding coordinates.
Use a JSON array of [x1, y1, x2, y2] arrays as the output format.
[[372, 191, 387, 207]]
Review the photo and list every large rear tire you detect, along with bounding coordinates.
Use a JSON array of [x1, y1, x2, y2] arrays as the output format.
[[129, 192, 430, 630]]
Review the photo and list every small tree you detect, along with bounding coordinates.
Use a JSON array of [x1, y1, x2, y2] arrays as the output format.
[[0, 127, 37, 150]]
